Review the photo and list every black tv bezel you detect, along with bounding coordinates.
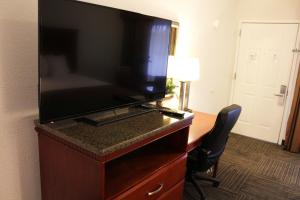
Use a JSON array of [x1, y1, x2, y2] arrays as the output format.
[[38, 0, 172, 124]]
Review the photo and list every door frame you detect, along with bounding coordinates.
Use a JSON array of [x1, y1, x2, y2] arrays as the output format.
[[229, 21, 300, 144]]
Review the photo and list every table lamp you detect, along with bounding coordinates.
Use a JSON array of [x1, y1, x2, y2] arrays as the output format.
[[167, 56, 200, 111]]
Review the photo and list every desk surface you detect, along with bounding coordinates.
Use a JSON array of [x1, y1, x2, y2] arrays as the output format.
[[187, 111, 217, 152]]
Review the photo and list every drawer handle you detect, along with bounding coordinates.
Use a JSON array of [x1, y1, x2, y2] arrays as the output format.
[[147, 183, 164, 196]]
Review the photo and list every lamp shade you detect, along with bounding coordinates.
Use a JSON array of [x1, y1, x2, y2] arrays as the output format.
[[167, 56, 200, 81], [167, 56, 177, 78]]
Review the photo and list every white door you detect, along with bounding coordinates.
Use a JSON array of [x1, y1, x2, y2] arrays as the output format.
[[232, 23, 299, 143]]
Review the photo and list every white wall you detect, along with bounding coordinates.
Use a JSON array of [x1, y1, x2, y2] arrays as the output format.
[[0, 0, 40, 200], [0, 0, 239, 199], [187, 0, 239, 114], [237, 0, 300, 21]]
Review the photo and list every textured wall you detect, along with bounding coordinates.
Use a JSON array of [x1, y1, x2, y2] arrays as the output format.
[[186, 0, 239, 114], [0, 0, 40, 199], [237, 0, 300, 21]]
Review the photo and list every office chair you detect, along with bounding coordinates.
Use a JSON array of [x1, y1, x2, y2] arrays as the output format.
[[186, 104, 241, 200]]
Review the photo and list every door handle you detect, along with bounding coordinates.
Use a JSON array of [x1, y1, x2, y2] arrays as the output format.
[[274, 85, 288, 97]]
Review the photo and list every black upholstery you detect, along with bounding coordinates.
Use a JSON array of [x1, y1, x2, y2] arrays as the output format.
[[186, 104, 242, 199]]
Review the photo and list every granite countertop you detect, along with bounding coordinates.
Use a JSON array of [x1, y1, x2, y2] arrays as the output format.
[[35, 111, 194, 156]]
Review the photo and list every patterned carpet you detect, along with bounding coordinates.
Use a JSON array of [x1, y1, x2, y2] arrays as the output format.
[[184, 134, 300, 200]]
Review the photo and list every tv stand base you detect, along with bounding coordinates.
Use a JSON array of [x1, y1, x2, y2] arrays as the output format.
[[76, 107, 155, 127]]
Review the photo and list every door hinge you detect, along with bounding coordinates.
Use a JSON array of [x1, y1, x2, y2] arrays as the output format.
[[234, 72, 237, 80], [239, 29, 242, 37], [292, 48, 300, 53]]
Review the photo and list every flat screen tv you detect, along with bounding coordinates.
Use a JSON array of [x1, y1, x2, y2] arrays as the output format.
[[39, 0, 172, 123]]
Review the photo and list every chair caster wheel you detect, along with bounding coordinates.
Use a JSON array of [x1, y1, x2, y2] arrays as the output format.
[[213, 182, 220, 187]]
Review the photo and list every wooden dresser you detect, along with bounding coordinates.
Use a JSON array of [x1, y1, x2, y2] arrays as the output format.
[[35, 111, 193, 200]]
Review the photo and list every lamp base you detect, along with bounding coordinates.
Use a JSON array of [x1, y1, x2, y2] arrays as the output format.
[[178, 81, 191, 111], [184, 108, 193, 113]]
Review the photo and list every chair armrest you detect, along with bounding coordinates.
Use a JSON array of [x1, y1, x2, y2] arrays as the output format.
[[199, 148, 212, 156]]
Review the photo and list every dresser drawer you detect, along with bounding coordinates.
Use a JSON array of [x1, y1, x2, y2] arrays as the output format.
[[157, 180, 184, 200], [113, 155, 187, 200]]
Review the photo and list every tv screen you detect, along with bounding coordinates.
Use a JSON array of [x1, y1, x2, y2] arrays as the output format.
[[39, 0, 172, 123]]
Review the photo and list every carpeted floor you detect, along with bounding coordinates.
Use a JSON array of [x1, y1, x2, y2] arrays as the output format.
[[184, 133, 300, 200]]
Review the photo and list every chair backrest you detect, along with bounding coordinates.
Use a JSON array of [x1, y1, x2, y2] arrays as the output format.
[[200, 104, 242, 159]]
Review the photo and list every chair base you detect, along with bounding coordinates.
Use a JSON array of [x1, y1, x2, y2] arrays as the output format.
[[186, 173, 220, 200], [194, 173, 220, 187]]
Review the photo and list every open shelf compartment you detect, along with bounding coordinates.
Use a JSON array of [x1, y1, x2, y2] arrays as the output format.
[[104, 127, 189, 199]]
